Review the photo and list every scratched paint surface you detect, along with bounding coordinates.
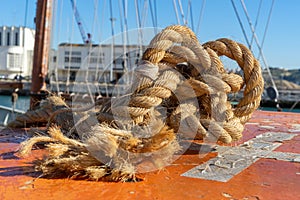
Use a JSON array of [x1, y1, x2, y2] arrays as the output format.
[[1, 111, 300, 200]]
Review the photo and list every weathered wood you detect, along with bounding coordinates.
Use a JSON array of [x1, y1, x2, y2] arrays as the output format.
[[30, 0, 53, 109], [0, 81, 23, 89]]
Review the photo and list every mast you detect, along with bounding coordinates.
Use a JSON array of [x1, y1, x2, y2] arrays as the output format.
[[30, 0, 53, 109]]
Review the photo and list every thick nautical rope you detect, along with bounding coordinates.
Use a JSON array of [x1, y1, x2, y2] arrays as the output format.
[[203, 39, 264, 122], [7, 96, 69, 128], [16, 25, 264, 182], [97, 25, 264, 144], [9, 25, 263, 145]]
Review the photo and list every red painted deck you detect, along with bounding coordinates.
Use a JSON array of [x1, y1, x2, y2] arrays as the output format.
[[1, 110, 300, 200]]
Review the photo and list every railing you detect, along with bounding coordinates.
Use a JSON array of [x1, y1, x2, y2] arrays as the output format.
[[0, 105, 25, 126], [277, 89, 300, 101]]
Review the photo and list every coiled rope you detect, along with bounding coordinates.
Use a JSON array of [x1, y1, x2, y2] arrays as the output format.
[[96, 25, 263, 144], [12, 25, 264, 181]]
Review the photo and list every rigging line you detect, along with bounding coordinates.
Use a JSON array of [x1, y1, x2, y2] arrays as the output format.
[[20, 0, 29, 79], [118, 0, 126, 58], [186, 0, 191, 26], [122, 0, 130, 43], [149, 0, 158, 34], [141, 0, 149, 28], [91, 0, 99, 43], [84, 0, 99, 91], [257, 0, 275, 60], [189, 0, 195, 32], [196, 0, 206, 36], [123, 0, 128, 26], [109, 0, 116, 81], [109, 0, 115, 41], [249, 0, 263, 49], [47, 0, 55, 91], [134, 0, 143, 55], [239, 0, 277, 90], [172, 0, 180, 24], [52, 0, 61, 93], [122, 0, 132, 67], [95, 0, 107, 85], [149, 0, 156, 29], [230, 0, 250, 47], [84, 0, 100, 103], [134, 0, 142, 28], [118, 0, 124, 38], [149, 0, 158, 33], [66, 0, 77, 94], [24, 0, 29, 27], [154, 0, 158, 30], [118, 0, 128, 73], [177, 0, 186, 25], [54, 0, 64, 93], [94, 0, 100, 86]]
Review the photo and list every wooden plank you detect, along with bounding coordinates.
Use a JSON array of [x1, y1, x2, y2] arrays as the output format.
[[0, 82, 23, 89]]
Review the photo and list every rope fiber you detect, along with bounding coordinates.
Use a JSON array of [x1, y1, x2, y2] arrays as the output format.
[[12, 25, 264, 181]]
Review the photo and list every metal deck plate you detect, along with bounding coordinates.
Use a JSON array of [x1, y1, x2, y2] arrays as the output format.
[[182, 132, 299, 182]]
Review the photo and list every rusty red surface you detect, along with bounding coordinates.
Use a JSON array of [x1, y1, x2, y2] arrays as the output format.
[[1, 110, 300, 200]]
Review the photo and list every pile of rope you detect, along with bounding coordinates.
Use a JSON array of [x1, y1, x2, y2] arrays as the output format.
[[12, 25, 264, 181]]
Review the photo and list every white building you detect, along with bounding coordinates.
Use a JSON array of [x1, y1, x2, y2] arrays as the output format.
[[49, 43, 143, 94], [0, 26, 35, 79]]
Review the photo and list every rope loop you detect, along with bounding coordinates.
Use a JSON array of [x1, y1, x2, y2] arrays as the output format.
[[15, 25, 264, 181]]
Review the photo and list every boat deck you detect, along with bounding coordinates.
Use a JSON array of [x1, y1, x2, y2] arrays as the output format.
[[1, 110, 300, 200]]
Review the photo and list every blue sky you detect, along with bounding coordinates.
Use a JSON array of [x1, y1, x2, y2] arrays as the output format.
[[1, 0, 300, 69]]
